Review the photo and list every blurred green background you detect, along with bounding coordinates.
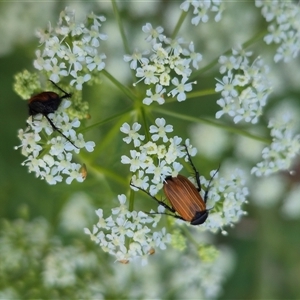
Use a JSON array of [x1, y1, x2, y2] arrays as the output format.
[[1, 1, 300, 299]]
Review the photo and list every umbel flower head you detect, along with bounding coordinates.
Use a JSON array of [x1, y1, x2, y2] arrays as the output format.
[[121, 118, 249, 234], [15, 99, 95, 185], [84, 194, 171, 265], [255, 0, 300, 63], [215, 47, 272, 124], [124, 23, 202, 104], [252, 111, 300, 176], [34, 7, 107, 90]]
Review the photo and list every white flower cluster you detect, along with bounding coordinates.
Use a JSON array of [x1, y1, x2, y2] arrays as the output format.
[[255, 0, 300, 63], [180, 0, 225, 25], [251, 113, 300, 176], [215, 48, 272, 124], [43, 246, 80, 288], [121, 118, 248, 233], [120, 118, 197, 196], [196, 169, 249, 234], [171, 248, 234, 299], [15, 100, 95, 185], [124, 23, 202, 104], [34, 7, 107, 90], [84, 194, 171, 265]]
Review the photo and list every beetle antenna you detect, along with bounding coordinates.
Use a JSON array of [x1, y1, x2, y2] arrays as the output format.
[[203, 165, 220, 203], [44, 115, 79, 149], [183, 143, 202, 191], [49, 80, 72, 99], [130, 181, 175, 213]]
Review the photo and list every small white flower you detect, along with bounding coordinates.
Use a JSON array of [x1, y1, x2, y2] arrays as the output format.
[[121, 150, 147, 172], [135, 64, 159, 86], [215, 73, 238, 98], [142, 23, 165, 44], [169, 77, 195, 102], [63, 163, 85, 184], [181, 0, 224, 25], [183, 42, 203, 69], [146, 160, 172, 184], [120, 122, 145, 147], [70, 72, 91, 90], [86, 53, 106, 71], [123, 48, 150, 70], [143, 85, 166, 105], [131, 170, 149, 191], [149, 118, 173, 142]]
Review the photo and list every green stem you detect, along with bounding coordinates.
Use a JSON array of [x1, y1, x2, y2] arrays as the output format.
[[125, 186, 136, 250], [111, 0, 130, 55], [181, 226, 199, 249], [87, 163, 128, 187], [140, 106, 151, 142], [243, 28, 268, 49], [186, 88, 216, 99], [88, 110, 132, 160], [128, 187, 135, 212], [186, 88, 217, 100], [79, 107, 132, 133], [101, 69, 136, 102], [164, 88, 216, 104], [171, 10, 188, 39], [152, 107, 270, 143]]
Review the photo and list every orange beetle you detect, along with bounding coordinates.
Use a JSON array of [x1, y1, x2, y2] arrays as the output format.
[[28, 80, 77, 147], [163, 174, 209, 225], [131, 144, 219, 225]]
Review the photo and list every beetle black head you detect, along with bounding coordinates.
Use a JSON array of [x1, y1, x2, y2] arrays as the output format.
[[190, 210, 209, 225]]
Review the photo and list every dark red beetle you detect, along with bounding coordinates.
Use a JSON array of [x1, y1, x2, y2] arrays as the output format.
[[131, 144, 219, 225], [28, 80, 77, 147]]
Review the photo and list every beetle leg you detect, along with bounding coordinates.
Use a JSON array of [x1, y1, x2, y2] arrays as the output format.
[[184, 144, 201, 192], [203, 166, 220, 203], [147, 211, 186, 222], [130, 181, 176, 213], [44, 115, 78, 149], [49, 80, 72, 99]]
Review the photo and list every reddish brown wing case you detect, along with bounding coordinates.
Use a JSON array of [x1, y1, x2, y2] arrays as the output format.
[[163, 174, 206, 222]]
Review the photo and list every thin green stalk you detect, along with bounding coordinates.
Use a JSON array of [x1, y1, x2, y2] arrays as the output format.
[[242, 28, 268, 49], [79, 107, 132, 133], [102, 69, 136, 101], [87, 164, 128, 187], [152, 107, 270, 143], [128, 187, 135, 212], [88, 110, 132, 160], [164, 88, 216, 104], [171, 9, 188, 39], [140, 106, 151, 142], [185, 88, 216, 100], [125, 187, 136, 250], [181, 225, 200, 249], [111, 0, 130, 55]]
